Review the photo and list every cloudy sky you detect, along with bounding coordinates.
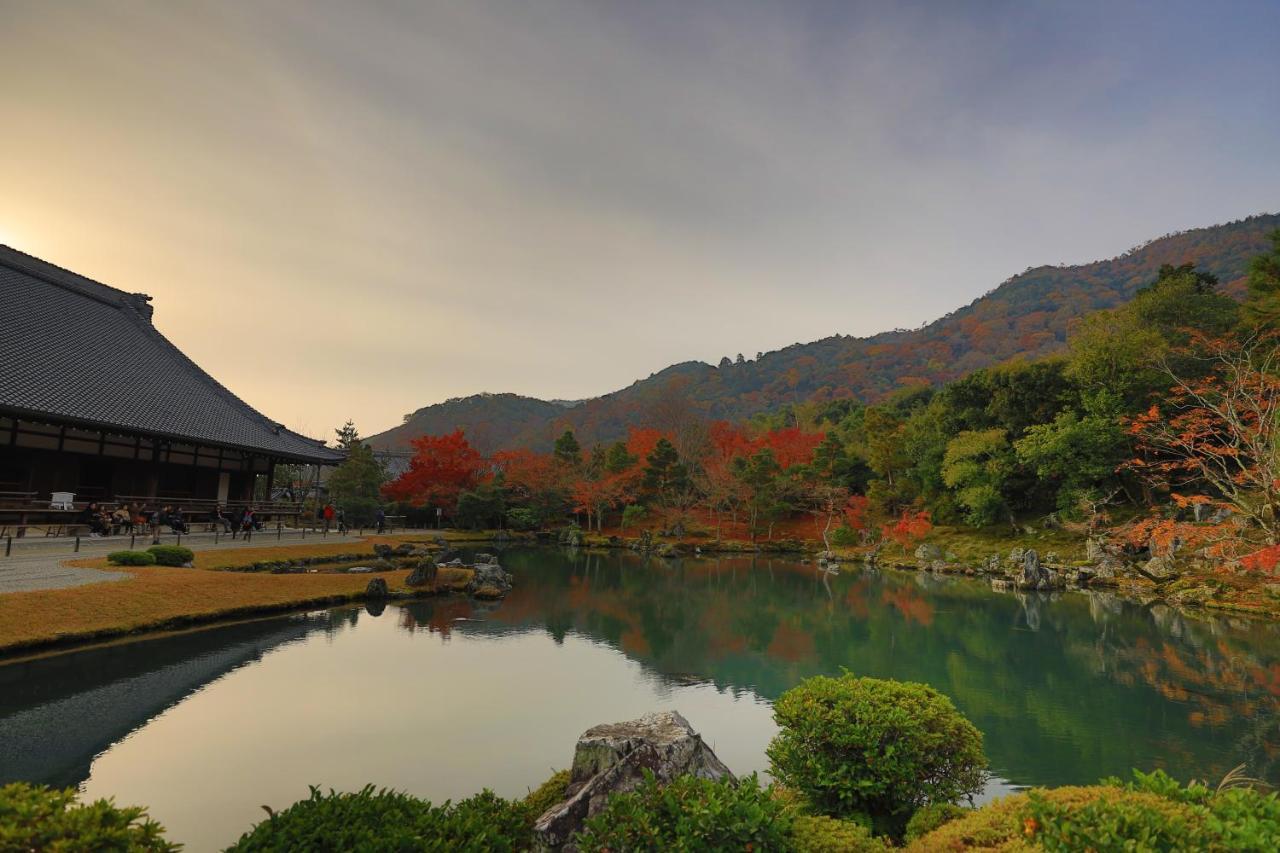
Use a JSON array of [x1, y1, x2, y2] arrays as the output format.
[[2, 0, 1278, 438]]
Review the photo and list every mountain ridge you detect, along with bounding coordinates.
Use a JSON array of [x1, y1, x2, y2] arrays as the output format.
[[369, 212, 1280, 452]]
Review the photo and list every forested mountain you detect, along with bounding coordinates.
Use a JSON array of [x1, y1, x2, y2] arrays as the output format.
[[369, 213, 1280, 451]]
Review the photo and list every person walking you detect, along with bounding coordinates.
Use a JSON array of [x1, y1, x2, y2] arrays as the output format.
[[323, 503, 335, 533], [336, 508, 347, 534], [375, 508, 386, 534]]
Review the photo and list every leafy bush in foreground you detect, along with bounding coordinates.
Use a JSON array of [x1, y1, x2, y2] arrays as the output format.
[[147, 545, 195, 567], [574, 771, 791, 851], [107, 549, 156, 566], [767, 674, 987, 833], [0, 782, 176, 851], [789, 813, 886, 851], [226, 785, 531, 852], [904, 801, 969, 842], [910, 770, 1280, 850]]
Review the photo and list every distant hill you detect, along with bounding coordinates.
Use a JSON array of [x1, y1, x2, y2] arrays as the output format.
[[368, 213, 1280, 452], [372, 392, 574, 453]]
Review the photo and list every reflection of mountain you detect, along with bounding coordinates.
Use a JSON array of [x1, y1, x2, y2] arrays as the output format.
[[402, 548, 1280, 789], [0, 611, 358, 787]]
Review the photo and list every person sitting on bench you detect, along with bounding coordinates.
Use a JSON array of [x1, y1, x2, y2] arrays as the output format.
[[169, 506, 189, 534], [78, 502, 110, 538], [111, 505, 133, 535], [210, 505, 233, 533]]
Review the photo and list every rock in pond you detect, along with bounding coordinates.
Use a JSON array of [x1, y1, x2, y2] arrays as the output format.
[[405, 557, 437, 587], [533, 711, 734, 850], [466, 562, 512, 597], [364, 577, 389, 598]]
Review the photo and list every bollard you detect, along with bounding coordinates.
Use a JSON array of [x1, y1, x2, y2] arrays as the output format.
[[177, 533, 182, 547], [75, 535, 81, 553], [130, 533, 136, 549], [277, 523, 282, 540], [5, 536, 10, 558], [214, 529, 219, 544]]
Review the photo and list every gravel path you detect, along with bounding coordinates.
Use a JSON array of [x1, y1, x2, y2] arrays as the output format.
[[0, 528, 375, 595], [0, 556, 130, 594]]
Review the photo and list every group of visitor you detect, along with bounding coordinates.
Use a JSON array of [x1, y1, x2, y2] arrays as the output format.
[[75, 502, 267, 539]]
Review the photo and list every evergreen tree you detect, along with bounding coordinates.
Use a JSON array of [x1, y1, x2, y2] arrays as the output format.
[[1244, 229, 1280, 331], [326, 441, 385, 526], [334, 420, 362, 451], [553, 430, 582, 467]]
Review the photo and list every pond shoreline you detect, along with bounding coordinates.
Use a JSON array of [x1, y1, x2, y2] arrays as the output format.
[[3, 530, 1275, 660]]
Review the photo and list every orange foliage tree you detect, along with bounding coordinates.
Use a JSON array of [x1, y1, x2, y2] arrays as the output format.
[[881, 510, 933, 555], [1125, 333, 1280, 544], [382, 429, 486, 516]]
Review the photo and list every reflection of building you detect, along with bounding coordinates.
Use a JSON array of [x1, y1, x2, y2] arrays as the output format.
[[0, 612, 347, 787], [0, 247, 343, 531]]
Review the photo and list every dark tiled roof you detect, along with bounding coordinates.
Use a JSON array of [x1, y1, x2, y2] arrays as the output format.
[[0, 246, 344, 463]]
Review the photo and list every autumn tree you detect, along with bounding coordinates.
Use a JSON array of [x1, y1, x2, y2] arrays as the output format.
[[1125, 333, 1280, 542], [382, 429, 486, 519]]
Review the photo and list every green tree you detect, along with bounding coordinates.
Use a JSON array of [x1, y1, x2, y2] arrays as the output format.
[[1066, 263, 1238, 408], [454, 484, 506, 529], [553, 430, 581, 467], [604, 441, 636, 474], [1244, 229, 1280, 332], [642, 438, 690, 506], [732, 448, 785, 539], [326, 440, 385, 526], [334, 420, 362, 450], [941, 428, 1014, 527], [1015, 409, 1126, 514]]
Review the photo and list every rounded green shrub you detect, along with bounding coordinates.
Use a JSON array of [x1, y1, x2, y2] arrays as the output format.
[[574, 771, 792, 851], [227, 785, 531, 852], [0, 782, 176, 851], [790, 814, 886, 851], [904, 801, 969, 842], [106, 550, 156, 566], [147, 545, 195, 567], [766, 675, 987, 832]]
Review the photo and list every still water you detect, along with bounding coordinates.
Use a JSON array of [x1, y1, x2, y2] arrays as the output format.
[[4, 546, 1280, 850]]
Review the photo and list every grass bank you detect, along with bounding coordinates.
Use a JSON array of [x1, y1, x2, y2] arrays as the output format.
[[0, 534, 480, 656]]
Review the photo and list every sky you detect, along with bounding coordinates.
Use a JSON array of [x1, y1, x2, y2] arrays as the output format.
[[2, 0, 1278, 439]]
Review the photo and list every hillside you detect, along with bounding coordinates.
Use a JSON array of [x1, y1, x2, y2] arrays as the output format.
[[369, 213, 1280, 452]]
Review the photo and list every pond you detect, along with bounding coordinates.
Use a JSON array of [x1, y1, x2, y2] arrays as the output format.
[[3, 546, 1280, 850]]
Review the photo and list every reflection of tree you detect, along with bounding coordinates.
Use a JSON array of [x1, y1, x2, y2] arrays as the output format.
[[403, 546, 1280, 790]]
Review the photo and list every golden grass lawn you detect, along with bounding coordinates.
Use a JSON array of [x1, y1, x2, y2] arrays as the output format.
[[0, 534, 476, 653]]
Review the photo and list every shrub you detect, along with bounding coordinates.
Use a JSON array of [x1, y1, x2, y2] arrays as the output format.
[[829, 523, 861, 547], [766, 675, 987, 833], [0, 782, 176, 851], [621, 504, 647, 529], [106, 549, 156, 566], [147, 545, 195, 567], [908, 771, 1280, 851], [506, 507, 539, 531], [227, 785, 531, 852], [904, 802, 968, 842], [574, 771, 791, 851], [523, 769, 570, 819], [790, 814, 886, 852]]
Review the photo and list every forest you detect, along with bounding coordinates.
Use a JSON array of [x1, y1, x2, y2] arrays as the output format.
[[332, 228, 1280, 572]]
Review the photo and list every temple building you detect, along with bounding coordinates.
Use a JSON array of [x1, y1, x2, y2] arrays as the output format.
[[0, 245, 343, 533]]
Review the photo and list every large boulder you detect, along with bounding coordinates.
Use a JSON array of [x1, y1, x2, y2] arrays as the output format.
[[914, 543, 943, 562], [533, 711, 733, 850], [467, 562, 512, 597], [405, 557, 437, 587], [364, 577, 389, 598], [372, 543, 394, 559]]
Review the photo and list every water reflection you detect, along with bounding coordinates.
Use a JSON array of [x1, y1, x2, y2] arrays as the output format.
[[0, 546, 1278, 850]]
